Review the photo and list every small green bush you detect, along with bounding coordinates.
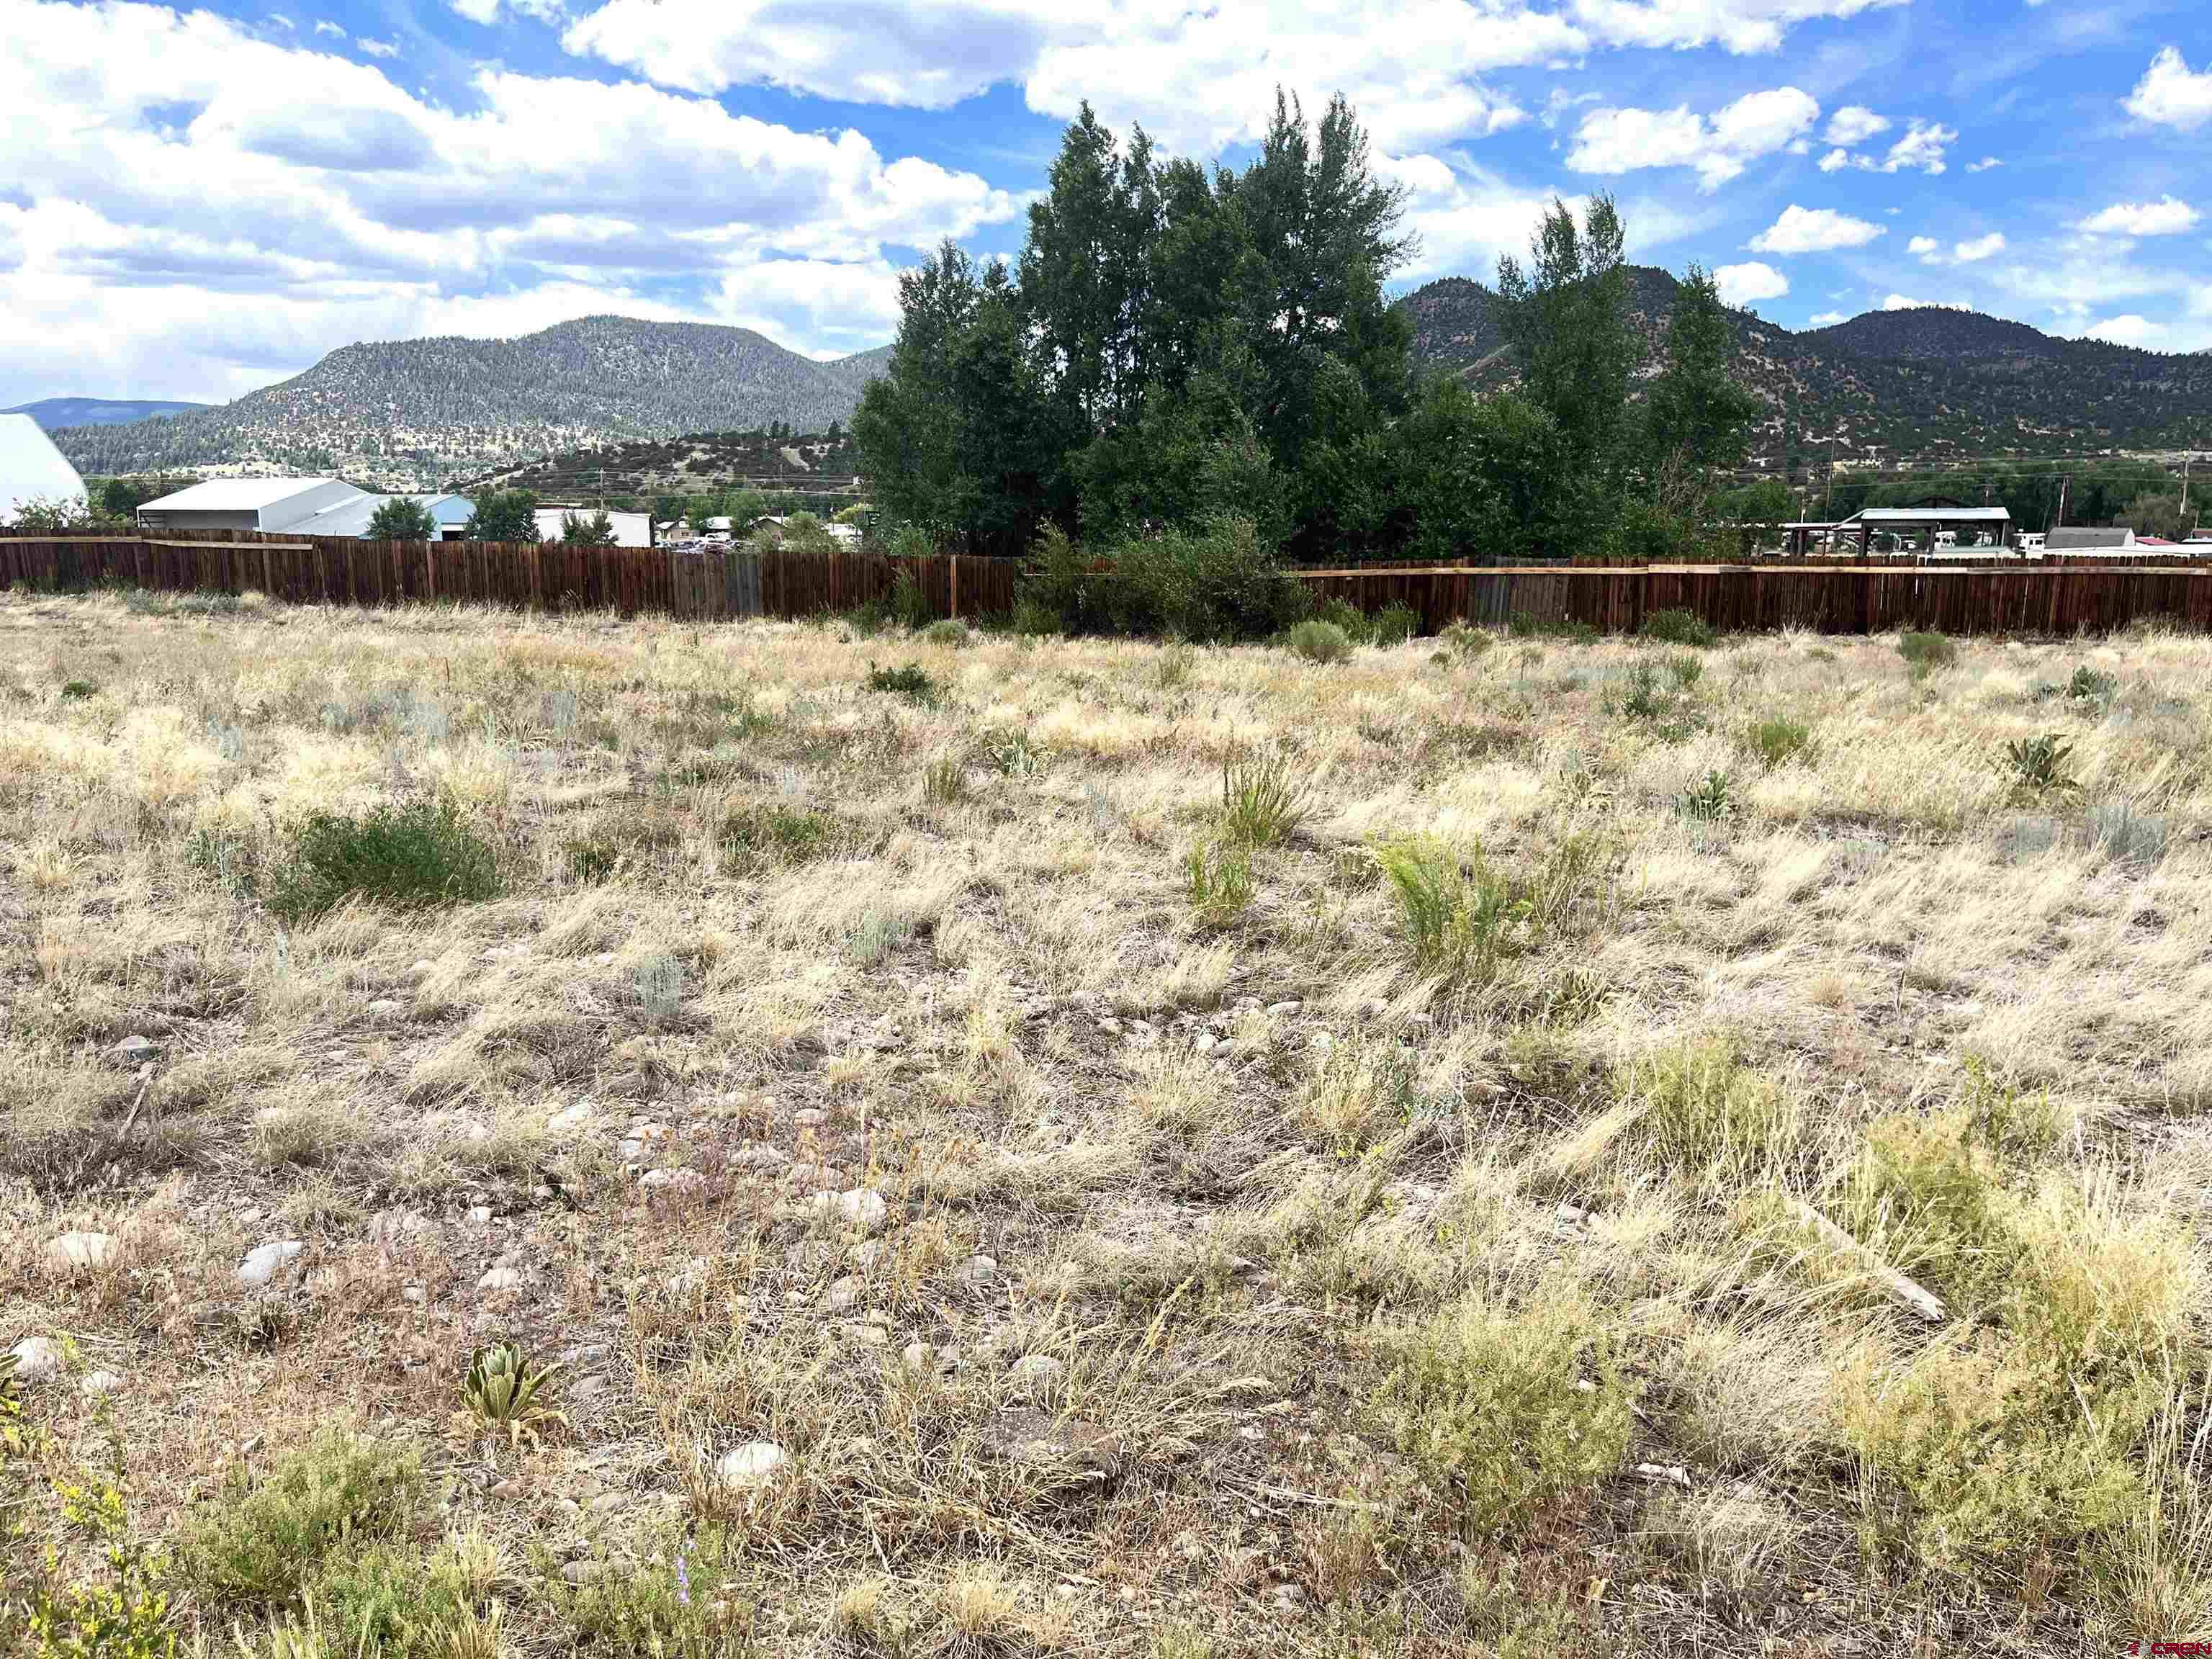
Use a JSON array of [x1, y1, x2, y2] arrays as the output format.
[[176, 1425, 422, 1606], [1184, 838, 1254, 928], [1623, 1037, 1798, 1179], [1284, 620, 1354, 665], [1664, 652, 1704, 690], [60, 680, 98, 700], [721, 804, 836, 863], [1898, 631, 1956, 673], [1638, 609, 1717, 647], [1746, 716, 1813, 770], [1311, 598, 1372, 643], [1219, 748, 1308, 848], [1678, 769, 1733, 823], [1370, 1289, 1632, 1540], [920, 618, 970, 647], [1370, 605, 1422, 647], [1373, 837, 1523, 984], [864, 661, 942, 704], [1507, 611, 1599, 643], [2067, 665, 2116, 703], [265, 797, 500, 923], [1442, 622, 1494, 659]]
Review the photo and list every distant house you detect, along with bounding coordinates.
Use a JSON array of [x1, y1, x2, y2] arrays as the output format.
[[2044, 526, 2137, 553], [531, 505, 651, 547], [286, 493, 475, 540], [0, 413, 89, 521], [137, 477, 367, 535], [1833, 505, 2013, 554]]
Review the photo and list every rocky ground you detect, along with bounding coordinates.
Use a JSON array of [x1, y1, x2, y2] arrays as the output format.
[[4, 590, 2211, 1657]]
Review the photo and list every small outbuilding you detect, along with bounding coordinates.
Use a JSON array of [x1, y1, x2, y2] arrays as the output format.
[[284, 493, 475, 540], [0, 413, 89, 521], [1834, 505, 2013, 555]]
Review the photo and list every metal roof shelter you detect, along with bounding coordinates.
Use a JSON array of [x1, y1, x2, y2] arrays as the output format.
[[0, 413, 87, 520], [1834, 504, 2012, 555]]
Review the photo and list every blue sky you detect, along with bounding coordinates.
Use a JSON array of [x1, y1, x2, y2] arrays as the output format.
[[1, 0, 2206, 406]]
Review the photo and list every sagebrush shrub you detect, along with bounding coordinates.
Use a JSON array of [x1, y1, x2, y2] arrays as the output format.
[[265, 797, 500, 923], [1746, 716, 1813, 770], [1284, 619, 1354, 665], [176, 1426, 422, 1606], [864, 661, 941, 704], [1624, 1037, 1797, 1179], [1897, 631, 1956, 673], [721, 804, 837, 863], [1638, 609, 1717, 647], [1184, 838, 1254, 927], [1370, 1289, 1632, 1540], [1370, 604, 1422, 646]]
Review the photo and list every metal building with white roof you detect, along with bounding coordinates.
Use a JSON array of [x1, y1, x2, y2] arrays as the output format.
[[135, 477, 366, 535]]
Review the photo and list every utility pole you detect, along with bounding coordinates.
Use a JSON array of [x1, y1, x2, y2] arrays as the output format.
[[2181, 453, 2192, 525], [2052, 473, 2069, 534]]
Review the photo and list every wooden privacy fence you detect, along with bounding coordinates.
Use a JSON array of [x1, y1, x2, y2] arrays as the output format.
[[0, 530, 1020, 624], [1294, 562, 2212, 638]]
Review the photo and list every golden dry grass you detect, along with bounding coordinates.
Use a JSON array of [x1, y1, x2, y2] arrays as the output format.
[[4, 590, 2211, 1657]]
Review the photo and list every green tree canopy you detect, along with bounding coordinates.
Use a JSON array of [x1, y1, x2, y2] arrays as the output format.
[[559, 508, 616, 547], [464, 490, 538, 543], [366, 497, 439, 540]]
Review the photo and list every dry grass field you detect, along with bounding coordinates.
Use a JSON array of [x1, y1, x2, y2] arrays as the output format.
[[4, 586, 2211, 1658]]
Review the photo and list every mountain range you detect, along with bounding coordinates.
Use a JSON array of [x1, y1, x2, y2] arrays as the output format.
[[36, 276, 2212, 490], [46, 319, 893, 490], [5, 397, 209, 430], [1398, 268, 2212, 469]]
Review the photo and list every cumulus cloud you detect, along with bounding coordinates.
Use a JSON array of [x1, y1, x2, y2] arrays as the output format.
[[313, 19, 345, 37], [1808, 310, 1846, 324], [1715, 260, 1788, 304], [1568, 86, 1818, 190], [2077, 197, 2200, 236], [1966, 156, 2002, 172], [1954, 231, 2005, 261], [2082, 314, 2164, 346], [2125, 46, 2212, 130], [357, 38, 400, 57], [1881, 293, 1964, 310], [0, 0, 1024, 400], [1822, 104, 1888, 144], [1748, 204, 1885, 253], [1907, 235, 1939, 258], [1562, 0, 1910, 55], [1817, 118, 1956, 176]]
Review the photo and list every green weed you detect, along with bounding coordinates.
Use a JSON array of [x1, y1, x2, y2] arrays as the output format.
[[265, 797, 500, 924], [864, 661, 942, 704], [1219, 747, 1308, 848], [1285, 620, 1354, 665], [1640, 608, 1717, 647], [1185, 838, 1254, 928]]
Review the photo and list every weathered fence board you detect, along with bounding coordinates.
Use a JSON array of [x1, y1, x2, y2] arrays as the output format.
[[1291, 562, 2212, 637], [6, 527, 2208, 636]]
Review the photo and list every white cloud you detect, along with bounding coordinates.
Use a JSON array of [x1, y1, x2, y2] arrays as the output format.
[[1881, 293, 1964, 310], [2077, 196, 2200, 237], [0, 0, 1025, 401], [1563, 0, 1910, 55], [1879, 120, 1954, 174], [1817, 147, 1848, 172], [2125, 46, 2212, 131], [1568, 86, 1818, 189], [1748, 204, 1885, 253], [1823, 104, 1887, 145], [1907, 235, 1939, 258], [448, 0, 500, 22], [1966, 155, 2001, 173], [2082, 314, 2165, 346], [1715, 260, 1787, 304], [1808, 310, 1846, 324], [356, 38, 400, 58], [563, 1, 1555, 156], [1954, 231, 2005, 261], [312, 19, 345, 37]]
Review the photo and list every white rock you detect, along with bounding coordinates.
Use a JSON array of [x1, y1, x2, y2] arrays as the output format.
[[81, 1370, 123, 1398], [236, 1241, 303, 1287], [809, 1188, 889, 1234], [467, 1205, 494, 1225], [715, 1442, 787, 1489], [1194, 1032, 1219, 1053], [1266, 1000, 1302, 1017], [824, 1274, 863, 1310], [365, 999, 402, 1021], [8, 1336, 60, 1384], [843, 1322, 890, 1348], [477, 1265, 523, 1292], [408, 959, 437, 979], [1010, 1353, 1065, 1384], [547, 1103, 595, 1134], [114, 1035, 159, 1061], [45, 1231, 114, 1273], [901, 1341, 933, 1373], [667, 1258, 711, 1296], [639, 1168, 703, 1193]]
